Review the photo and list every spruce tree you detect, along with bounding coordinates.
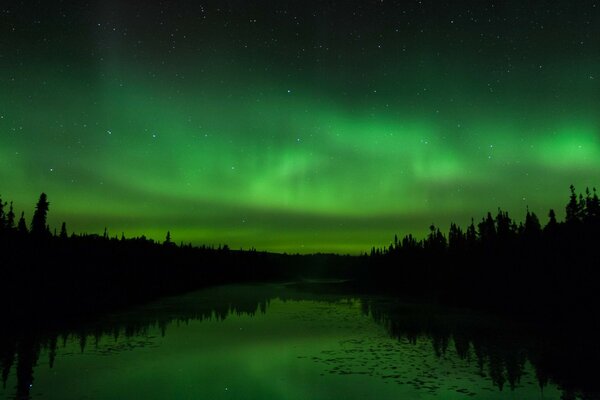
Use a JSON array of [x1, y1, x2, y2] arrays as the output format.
[[30, 193, 50, 235], [545, 209, 558, 231], [465, 218, 477, 250], [478, 212, 496, 244], [17, 212, 28, 234], [566, 185, 580, 223], [585, 188, 600, 222], [0, 196, 5, 231], [524, 210, 541, 238], [6, 201, 15, 230], [59, 222, 68, 239]]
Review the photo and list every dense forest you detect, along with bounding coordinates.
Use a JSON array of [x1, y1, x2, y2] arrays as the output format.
[[362, 185, 600, 321], [1, 185, 599, 323], [0, 193, 354, 321]]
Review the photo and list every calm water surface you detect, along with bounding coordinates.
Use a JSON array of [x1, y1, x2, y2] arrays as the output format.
[[0, 284, 593, 399]]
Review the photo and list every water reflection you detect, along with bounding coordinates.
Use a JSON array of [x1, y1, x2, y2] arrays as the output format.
[[1, 284, 598, 400]]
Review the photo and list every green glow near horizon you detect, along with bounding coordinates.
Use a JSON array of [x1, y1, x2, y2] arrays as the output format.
[[2, 69, 598, 252], [1, 3, 599, 253]]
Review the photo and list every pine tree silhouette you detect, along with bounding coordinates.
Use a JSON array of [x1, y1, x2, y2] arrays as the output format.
[[60, 222, 68, 239], [478, 212, 496, 245], [544, 209, 558, 235], [164, 231, 174, 246], [30, 193, 50, 236], [578, 193, 587, 220], [584, 187, 600, 222], [17, 212, 28, 234], [0, 196, 6, 231], [524, 209, 541, 237], [6, 202, 15, 230], [466, 218, 477, 248], [547, 209, 557, 226], [448, 222, 465, 252], [495, 209, 513, 245], [566, 185, 581, 223]]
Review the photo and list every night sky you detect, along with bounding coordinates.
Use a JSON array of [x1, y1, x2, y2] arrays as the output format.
[[1, 1, 599, 253]]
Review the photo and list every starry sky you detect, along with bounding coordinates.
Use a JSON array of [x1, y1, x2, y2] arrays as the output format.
[[1, 1, 599, 253]]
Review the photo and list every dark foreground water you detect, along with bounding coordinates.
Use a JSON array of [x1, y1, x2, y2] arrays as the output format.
[[1, 283, 597, 399]]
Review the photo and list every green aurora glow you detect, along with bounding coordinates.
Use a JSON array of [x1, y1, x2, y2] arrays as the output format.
[[1, 2, 599, 252]]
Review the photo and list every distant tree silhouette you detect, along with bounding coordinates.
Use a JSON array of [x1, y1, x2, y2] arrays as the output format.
[[546, 209, 557, 228], [59, 222, 68, 240], [543, 209, 559, 240], [448, 223, 465, 252], [17, 212, 28, 234], [524, 209, 541, 239], [495, 209, 513, 246], [465, 218, 477, 248], [565, 185, 581, 223], [584, 187, 600, 223], [425, 224, 446, 253], [0, 196, 6, 231], [478, 212, 496, 246], [30, 193, 50, 236], [6, 201, 15, 230]]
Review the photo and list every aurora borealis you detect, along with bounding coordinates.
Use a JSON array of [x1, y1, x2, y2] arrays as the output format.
[[1, 1, 599, 253]]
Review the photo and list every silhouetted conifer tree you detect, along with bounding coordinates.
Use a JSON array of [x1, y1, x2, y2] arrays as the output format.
[[578, 193, 586, 220], [524, 210, 542, 242], [547, 209, 557, 226], [478, 212, 496, 245], [448, 223, 465, 252], [466, 218, 477, 247], [520, 222, 528, 238], [544, 209, 558, 234], [427, 224, 436, 241], [425, 224, 446, 252], [164, 231, 174, 246], [17, 212, 28, 234], [584, 187, 600, 222], [6, 202, 15, 230], [59, 222, 68, 239], [495, 209, 513, 245], [0, 197, 6, 231], [30, 193, 50, 236], [566, 185, 581, 223]]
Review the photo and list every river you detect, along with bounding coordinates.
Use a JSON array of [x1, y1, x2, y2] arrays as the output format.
[[1, 283, 596, 399]]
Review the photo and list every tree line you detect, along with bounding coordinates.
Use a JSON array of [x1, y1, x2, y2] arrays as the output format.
[[0, 192, 297, 321], [369, 185, 599, 257], [0, 193, 48, 238], [0, 192, 356, 322], [1, 186, 599, 322], [363, 185, 600, 320]]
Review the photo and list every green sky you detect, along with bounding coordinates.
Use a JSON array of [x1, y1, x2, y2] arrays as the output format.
[[1, 1, 599, 253]]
